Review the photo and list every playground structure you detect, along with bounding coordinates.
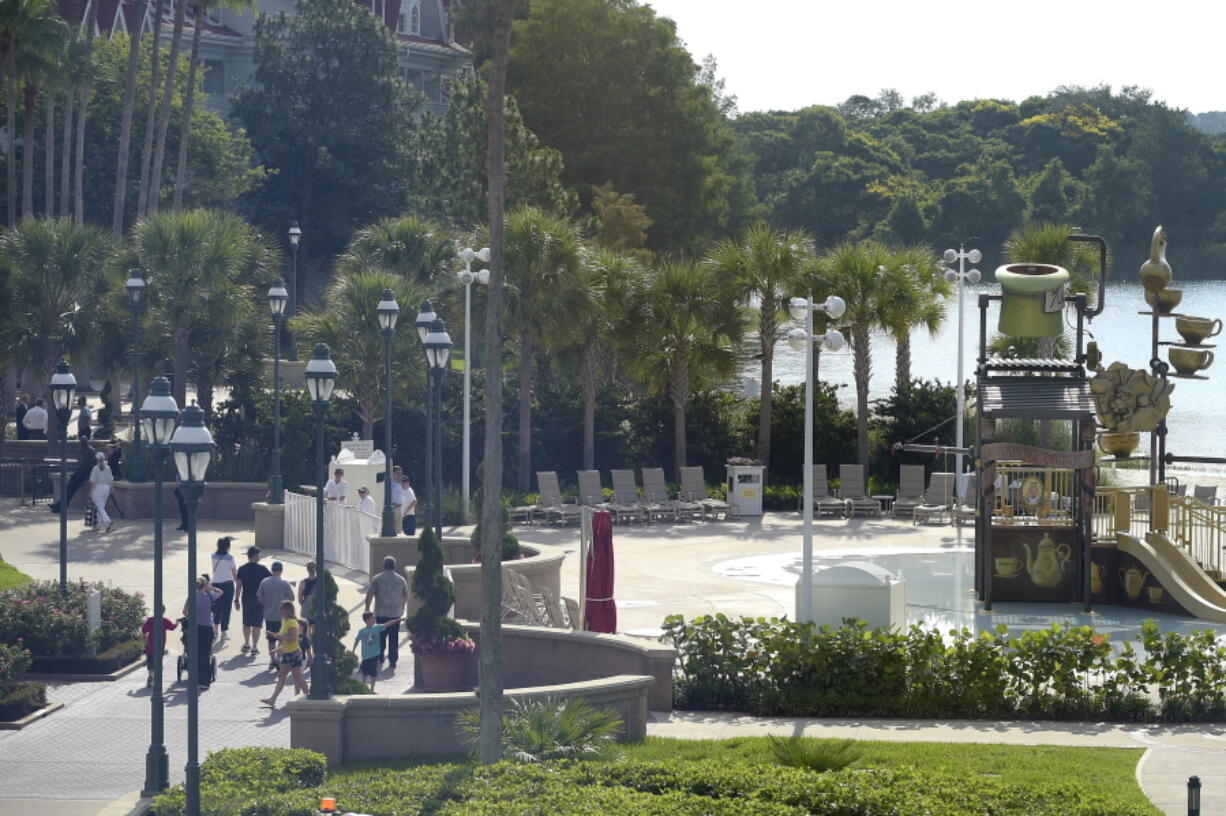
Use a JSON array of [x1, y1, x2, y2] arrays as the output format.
[[972, 228, 1226, 622]]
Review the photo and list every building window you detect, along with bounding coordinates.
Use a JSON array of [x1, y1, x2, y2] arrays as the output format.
[[397, 11, 406, 32], [202, 60, 225, 95], [409, 1, 420, 35]]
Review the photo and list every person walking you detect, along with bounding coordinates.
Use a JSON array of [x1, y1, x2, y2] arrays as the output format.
[[141, 605, 177, 688], [106, 439, 124, 480], [75, 395, 91, 440], [23, 397, 48, 440], [173, 485, 188, 531], [184, 576, 222, 690], [324, 468, 349, 504], [15, 394, 29, 441], [257, 562, 295, 671], [89, 452, 115, 533], [352, 612, 401, 691], [235, 547, 271, 656], [49, 435, 94, 514], [297, 561, 318, 664], [210, 537, 238, 644], [260, 600, 309, 708], [364, 556, 409, 671], [399, 476, 417, 536], [357, 485, 376, 515]]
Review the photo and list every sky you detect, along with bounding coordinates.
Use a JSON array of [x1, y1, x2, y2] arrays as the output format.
[[646, 0, 1226, 115]]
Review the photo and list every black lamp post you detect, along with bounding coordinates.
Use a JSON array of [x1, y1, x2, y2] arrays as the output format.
[[413, 301, 437, 529], [169, 403, 213, 816], [423, 319, 452, 541], [377, 289, 400, 537], [305, 343, 337, 700], [267, 279, 289, 504], [287, 224, 302, 360], [1188, 776, 1201, 816], [126, 269, 148, 482], [50, 360, 76, 594], [139, 376, 178, 797]]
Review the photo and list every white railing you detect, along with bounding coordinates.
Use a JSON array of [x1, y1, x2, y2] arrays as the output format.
[[283, 491, 377, 575]]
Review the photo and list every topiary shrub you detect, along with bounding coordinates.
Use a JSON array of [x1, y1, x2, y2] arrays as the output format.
[[471, 502, 521, 561], [319, 571, 364, 694], [409, 528, 474, 656]]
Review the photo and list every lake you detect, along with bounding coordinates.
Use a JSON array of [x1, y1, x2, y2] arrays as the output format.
[[754, 278, 1226, 473]]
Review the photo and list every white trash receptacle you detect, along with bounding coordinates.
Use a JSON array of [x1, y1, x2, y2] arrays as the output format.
[[796, 560, 906, 630], [726, 465, 764, 516]]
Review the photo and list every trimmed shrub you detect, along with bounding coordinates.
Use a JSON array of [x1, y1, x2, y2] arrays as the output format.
[[0, 642, 31, 693], [28, 639, 143, 675], [0, 681, 47, 722], [0, 579, 144, 657]]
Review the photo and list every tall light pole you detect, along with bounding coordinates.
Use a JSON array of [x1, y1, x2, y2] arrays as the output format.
[[50, 360, 76, 594], [140, 376, 178, 797], [423, 319, 452, 541], [942, 246, 982, 479], [413, 301, 437, 529], [376, 289, 400, 537], [305, 343, 338, 700], [458, 247, 490, 522], [126, 269, 147, 482], [287, 223, 302, 359], [266, 279, 289, 504], [169, 403, 213, 816], [787, 295, 846, 623]]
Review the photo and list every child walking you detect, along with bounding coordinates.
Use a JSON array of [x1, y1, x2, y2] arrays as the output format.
[[141, 606, 177, 688], [352, 612, 401, 692], [260, 601, 309, 708]]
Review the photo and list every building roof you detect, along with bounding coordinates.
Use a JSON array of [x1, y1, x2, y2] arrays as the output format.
[[979, 377, 1096, 421]]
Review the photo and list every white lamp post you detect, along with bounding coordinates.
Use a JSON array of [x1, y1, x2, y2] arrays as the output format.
[[788, 294, 846, 623], [942, 246, 982, 479], [458, 246, 490, 522]]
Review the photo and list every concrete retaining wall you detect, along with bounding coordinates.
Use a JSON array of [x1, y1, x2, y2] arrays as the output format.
[[51, 476, 265, 520]]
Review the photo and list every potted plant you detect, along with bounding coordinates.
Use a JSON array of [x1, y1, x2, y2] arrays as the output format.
[[408, 527, 475, 691]]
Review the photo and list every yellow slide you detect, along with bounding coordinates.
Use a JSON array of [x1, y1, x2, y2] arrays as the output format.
[[1115, 532, 1226, 622]]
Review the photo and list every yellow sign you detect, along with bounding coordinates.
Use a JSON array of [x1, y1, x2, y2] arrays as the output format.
[[741, 489, 755, 499]]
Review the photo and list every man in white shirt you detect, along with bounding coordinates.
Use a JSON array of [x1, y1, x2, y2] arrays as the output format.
[[399, 475, 417, 536], [23, 398, 48, 440], [357, 485, 376, 515], [323, 468, 348, 504], [389, 465, 404, 509]]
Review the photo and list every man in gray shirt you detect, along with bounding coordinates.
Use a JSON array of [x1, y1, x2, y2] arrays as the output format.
[[364, 556, 409, 670], [256, 562, 296, 669]]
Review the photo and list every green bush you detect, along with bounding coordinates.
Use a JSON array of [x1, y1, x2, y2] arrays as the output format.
[[318, 572, 362, 693], [663, 615, 1223, 722], [762, 484, 799, 511], [0, 642, 31, 693], [0, 580, 145, 657], [28, 638, 143, 675], [457, 696, 622, 763], [0, 680, 47, 721], [767, 735, 860, 772]]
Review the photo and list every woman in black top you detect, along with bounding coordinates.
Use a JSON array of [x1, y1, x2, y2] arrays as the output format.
[[75, 396, 91, 440], [297, 561, 318, 663], [106, 439, 123, 480]]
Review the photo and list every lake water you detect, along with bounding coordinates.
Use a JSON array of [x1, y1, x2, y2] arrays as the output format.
[[752, 279, 1226, 474]]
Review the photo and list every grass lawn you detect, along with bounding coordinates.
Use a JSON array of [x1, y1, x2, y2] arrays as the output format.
[[0, 558, 32, 591]]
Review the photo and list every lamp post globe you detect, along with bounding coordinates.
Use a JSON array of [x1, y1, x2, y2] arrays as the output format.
[[414, 300, 437, 343], [376, 290, 400, 536], [266, 279, 289, 504], [305, 343, 337, 700], [50, 360, 76, 593]]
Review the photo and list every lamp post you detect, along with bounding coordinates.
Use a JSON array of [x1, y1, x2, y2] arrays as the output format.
[[267, 279, 289, 504], [423, 319, 452, 541], [377, 290, 400, 537], [287, 223, 302, 359], [139, 376, 178, 797], [942, 246, 982, 479], [50, 360, 77, 594], [305, 343, 338, 700], [126, 269, 147, 482], [458, 247, 490, 522], [169, 403, 213, 816], [413, 301, 437, 528], [787, 295, 846, 623]]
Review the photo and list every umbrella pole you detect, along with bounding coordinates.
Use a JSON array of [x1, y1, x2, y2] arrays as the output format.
[[579, 506, 590, 630]]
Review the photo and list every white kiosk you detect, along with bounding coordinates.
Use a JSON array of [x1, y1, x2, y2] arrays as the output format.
[[327, 434, 389, 515]]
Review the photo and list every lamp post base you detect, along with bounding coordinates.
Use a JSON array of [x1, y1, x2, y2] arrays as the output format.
[[267, 474, 283, 505], [140, 746, 169, 798]]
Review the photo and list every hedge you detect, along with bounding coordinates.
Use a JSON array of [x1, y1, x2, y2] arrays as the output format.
[[151, 749, 1151, 816], [663, 614, 1226, 722], [28, 638, 144, 675], [0, 681, 47, 722], [0, 579, 145, 657]]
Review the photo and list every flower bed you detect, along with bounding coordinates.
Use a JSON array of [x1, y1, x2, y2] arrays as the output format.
[[0, 580, 145, 673], [0, 643, 46, 722]]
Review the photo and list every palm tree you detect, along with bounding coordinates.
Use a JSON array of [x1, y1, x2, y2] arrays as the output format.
[[135, 0, 165, 218], [70, 0, 98, 225], [503, 206, 586, 494], [113, 10, 150, 235], [619, 260, 746, 479], [708, 222, 810, 469], [1, 0, 58, 224], [6, 0, 65, 220], [883, 246, 948, 395], [335, 215, 455, 284], [147, 0, 187, 215]]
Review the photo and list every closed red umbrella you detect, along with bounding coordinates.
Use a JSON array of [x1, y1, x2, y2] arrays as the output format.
[[585, 510, 616, 633]]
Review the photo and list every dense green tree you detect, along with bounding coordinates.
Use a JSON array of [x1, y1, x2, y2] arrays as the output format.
[[1028, 158, 1076, 223], [883, 246, 947, 396], [335, 216, 455, 285], [932, 154, 1025, 252]]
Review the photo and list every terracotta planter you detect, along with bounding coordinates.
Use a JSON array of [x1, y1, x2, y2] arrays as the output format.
[[419, 653, 467, 692]]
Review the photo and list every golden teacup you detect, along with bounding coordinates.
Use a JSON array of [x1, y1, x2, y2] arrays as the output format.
[[1169, 347, 1214, 375], [994, 557, 1021, 578], [1147, 586, 1165, 604], [1145, 288, 1183, 314], [1176, 316, 1223, 345]]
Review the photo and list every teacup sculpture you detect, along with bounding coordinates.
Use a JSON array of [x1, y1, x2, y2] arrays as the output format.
[[1169, 347, 1214, 375], [1176, 316, 1222, 345], [1145, 288, 1182, 314]]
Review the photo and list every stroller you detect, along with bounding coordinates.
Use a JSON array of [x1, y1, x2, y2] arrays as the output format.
[[175, 617, 218, 685]]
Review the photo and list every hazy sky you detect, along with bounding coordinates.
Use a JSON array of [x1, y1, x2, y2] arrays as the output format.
[[646, 0, 1226, 115]]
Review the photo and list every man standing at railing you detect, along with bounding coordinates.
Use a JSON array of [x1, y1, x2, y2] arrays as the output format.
[[357, 485, 376, 515], [324, 468, 349, 505]]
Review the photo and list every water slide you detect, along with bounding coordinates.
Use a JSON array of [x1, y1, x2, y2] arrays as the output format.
[[1115, 532, 1226, 622]]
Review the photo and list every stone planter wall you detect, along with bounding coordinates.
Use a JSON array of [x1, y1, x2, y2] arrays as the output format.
[[49, 479, 268, 521]]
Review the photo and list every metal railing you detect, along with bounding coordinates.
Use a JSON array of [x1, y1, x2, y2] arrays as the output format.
[[0, 459, 54, 504], [283, 491, 377, 575], [990, 463, 1077, 525], [1093, 485, 1226, 578]]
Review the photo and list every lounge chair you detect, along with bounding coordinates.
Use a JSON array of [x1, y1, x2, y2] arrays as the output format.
[[914, 472, 955, 525], [679, 466, 732, 520], [893, 465, 925, 519], [577, 470, 609, 510], [536, 471, 581, 524], [798, 465, 847, 518], [839, 464, 880, 517], [1194, 485, 1219, 505], [953, 474, 977, 527], [501, 570, 547, 625], [509, 499, 539, 525], [642, 467, 701, 522], [609, 469, 648, 524]]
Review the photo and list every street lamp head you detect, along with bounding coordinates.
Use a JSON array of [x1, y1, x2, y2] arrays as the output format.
[[267, 278, 289, 317], [944, 268, 960, 284], [459, 269, 475, 286], [821, 295, 846, 320], [788, 296, 809, 322], [49, 360, 76, 412], [477, 247, 491, 263], [414, 300, 437, 343], [140, 376, 180, 447], [288, 223, 301, 248], [786, 327, 808, 352], [968, 248, 982, 264], [376, 288, 400, 332], [305, 343, 338, 403], [967, 268, 981, 284], [460, 247, 477, 265], [169, 403, 213, 484], [943, 249, 958, 264], [822, 329, 846, 353], [126, 268, 147, 306], [477, 268, 490, 285], [424, 319, 453, 370]]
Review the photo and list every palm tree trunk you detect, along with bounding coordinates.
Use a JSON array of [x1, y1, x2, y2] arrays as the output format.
[[757, 322, 776, 468], [852, 326, 872, 466], [895, 333, 911, 395], [136, 0, 165, 218], [581, 345, 597, 471], [671, 365, 689, 480], [43, 92, 54, 216], [22, 83, 36, 219], [173, 327, 189, 406], [477, 0, 514, 768], [171, 0, 205, 212], [59, 84, 72, 217], [516, 329, 533, 495], [197, 371, 213, 419], [112, 23, 145, 236], [147, 0, 188, 216], [4, 67, 14, 226], [73, 0, 98, 226]]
